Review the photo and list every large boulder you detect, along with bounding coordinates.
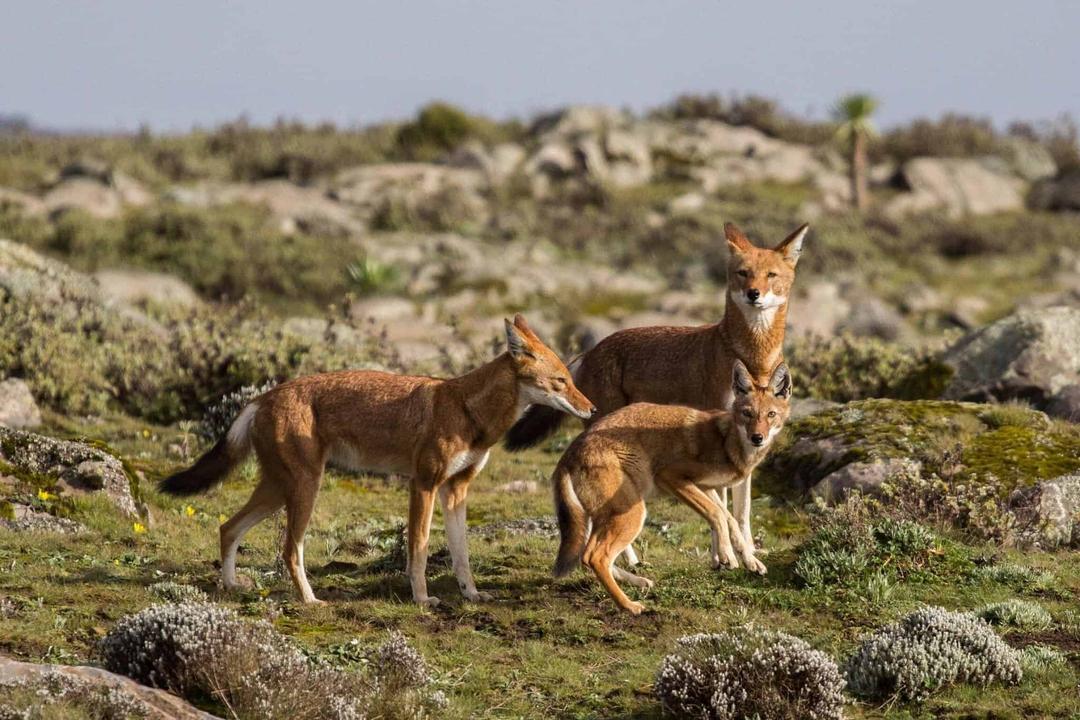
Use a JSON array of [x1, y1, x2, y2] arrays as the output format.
[[884, 158, 1026, 218], [1010, 473, 1080, 547], [42, 177, 123, 219], [0, 187, 46, 216], [94, 269, 200, 308], [0, 427, 138, 517], [941, 306, 1080, 416], [0, 655, 221, 719], [757, 399, 1080, 504], [0, 379, 41, 430], [329, 163, 489, 229], [999, 137, 1057, 182], [168, 180, 361, 236], [0, 238, 102, 305]]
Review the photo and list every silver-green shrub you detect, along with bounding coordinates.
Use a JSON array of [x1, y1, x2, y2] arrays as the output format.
[[975, 599, 1052, 630], [98, 603, 443, 719], [655, 627, 845, 720], [0, 669, 150, 719], [843, 606, 1022, 702], [147, 581, 208, 604]]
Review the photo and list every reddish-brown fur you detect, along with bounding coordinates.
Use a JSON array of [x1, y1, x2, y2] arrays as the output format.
[[508, 221, 807, 560], [551, 361, 792, 614], [161, 314, 594, 605]]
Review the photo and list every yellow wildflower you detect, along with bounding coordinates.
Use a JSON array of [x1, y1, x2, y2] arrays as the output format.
[[37, 488, 55, 502], [133, 522, 147, 534], [184, 505, 196, 517]]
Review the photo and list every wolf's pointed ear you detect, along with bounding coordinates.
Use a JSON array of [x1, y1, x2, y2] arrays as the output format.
[[775, 223, 809, 267], [769, 362, 792, 399], [505, 318, 532, 359], [512, 313, 539, 340], [725, 222, 753, 255], [732, 359, 754, 396]]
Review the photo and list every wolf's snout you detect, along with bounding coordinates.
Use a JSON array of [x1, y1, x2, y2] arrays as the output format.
[[746, 288, 760, 303], [750, 433, 764, 446]]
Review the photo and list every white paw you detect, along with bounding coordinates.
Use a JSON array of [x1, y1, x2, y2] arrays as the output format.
[[415, 595, 441, 608], [713, 553, 740, 570], [303, 597, 327, 606], [743, 555, 768, 575], [462, 589, 494, 602], [624, 601, 646, 616]]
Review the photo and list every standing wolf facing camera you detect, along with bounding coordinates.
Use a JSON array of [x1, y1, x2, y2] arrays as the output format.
[[507, 221, 808, 570], [551, 360, 792, 614]]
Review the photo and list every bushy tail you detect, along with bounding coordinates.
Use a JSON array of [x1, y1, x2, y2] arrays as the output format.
[[504, 405, 566, 451], [553, 466, 588, 578], [159, 404, 257, 496]]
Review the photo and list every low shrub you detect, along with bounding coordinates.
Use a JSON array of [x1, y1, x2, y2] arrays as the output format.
[[0, 670, 150, 719], [654, 627, 845, 720], [784, 334, 951, 402], [843, 606, 1023, 702], [971, 563, 1055, 592], [975, 599, 1052, 630], [98, 602, 444, 720], [1020, 645, 1068, 673], [794, 498, 942, 591], [147, 581, 209, 604]]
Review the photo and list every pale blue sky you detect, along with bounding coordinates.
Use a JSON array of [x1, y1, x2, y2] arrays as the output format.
[[2, 1, 1077, 132]]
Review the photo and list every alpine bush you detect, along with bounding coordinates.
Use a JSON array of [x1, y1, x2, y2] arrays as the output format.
[[196, 381, 277, 442], [975, 599, 1053, 630], [0, 670, 150, 719], [147, 581, 209, 604], [98, 602, 444, 720], [655, 627, 845, 720], [843, 606, 1023, 702]]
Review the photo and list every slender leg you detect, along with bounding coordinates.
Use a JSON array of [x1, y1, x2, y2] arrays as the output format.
[[219, 478, 285, 590], [439, 471, 491, 602], [283, 477, 323, 604], [582, 500, 648, 615], [731, 475, 755, 552], [705, 488, 726, 568], [621, 545, 640, 567], [612, 564, 653, 589], [407, 481, 440, 607], [658, 475, 739, 570]]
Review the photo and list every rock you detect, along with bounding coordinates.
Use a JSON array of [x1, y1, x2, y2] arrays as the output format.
[[0, 238, 101, 306], [0, 427, 138, 517], [0, 186, 46, 216], [1010, 473, 1080, 548], [59, 158, 112, 182], [999, 137, 1057, 182], [811, 458, 923, 504], [347, 296, 416, 323], [756, 399, 1080, 505], [838, 295, 909, 341], [1045, 385, 1080, 423], [0, 655, 222, 719], [0, 503, 84, 534], [168, 180, 360, 236], [42, 177, 123, 219], [330, 163, 488, 229], [447, 141, 526, 185], [0, 379, 41, 430], [497, 480, 538, 494], [942, 306, 1080, 414], [1029, 169, 1080, 212], [884, 158, 1026, 218], [667, 191, 706, 215], [603, 129, 653, 187], [532, 106, 630, 137], [786, 282, 850, 338], [788, 397, 840, 420], [94, 269, 200, 308]]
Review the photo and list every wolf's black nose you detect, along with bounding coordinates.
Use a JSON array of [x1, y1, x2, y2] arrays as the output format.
[[746, 288, 760, 302], [751, 433, 764, 446]]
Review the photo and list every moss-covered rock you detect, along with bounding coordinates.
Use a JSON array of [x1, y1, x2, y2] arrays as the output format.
[[0, 427, 138, 517], [757, 399, 1080, 502]]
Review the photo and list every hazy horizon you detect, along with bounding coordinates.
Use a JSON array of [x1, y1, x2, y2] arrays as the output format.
[[3, 1, 1079, 133]]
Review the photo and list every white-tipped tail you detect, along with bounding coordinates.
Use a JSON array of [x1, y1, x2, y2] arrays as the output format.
[[227, 402, 258, 453]]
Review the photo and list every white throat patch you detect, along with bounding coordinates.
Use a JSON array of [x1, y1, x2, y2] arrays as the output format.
[[736, 292, 785, 334]]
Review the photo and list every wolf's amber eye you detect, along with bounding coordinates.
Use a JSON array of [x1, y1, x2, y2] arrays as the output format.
[[768, 411, 776, 418], [742, 410, 752, 418], [767, 271, 777, 278], [737, 270, 750, 278]]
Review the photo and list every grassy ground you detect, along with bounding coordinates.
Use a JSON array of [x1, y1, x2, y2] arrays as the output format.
[[1, 413, 1079, 719]]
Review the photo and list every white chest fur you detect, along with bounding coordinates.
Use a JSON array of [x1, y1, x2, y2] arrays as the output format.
[[447, 448, 490, 477]]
